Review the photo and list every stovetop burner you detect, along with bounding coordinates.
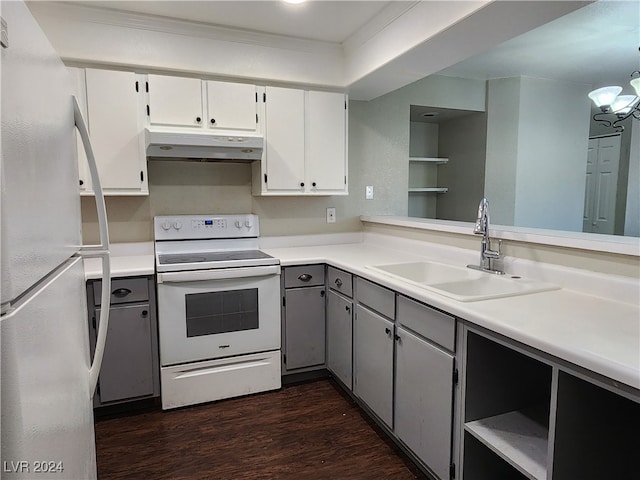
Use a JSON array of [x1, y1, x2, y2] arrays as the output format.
[[158, 250, 274, 266]]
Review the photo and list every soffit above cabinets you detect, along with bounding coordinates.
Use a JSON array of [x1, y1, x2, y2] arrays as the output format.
[[30, 1, 591, 101]]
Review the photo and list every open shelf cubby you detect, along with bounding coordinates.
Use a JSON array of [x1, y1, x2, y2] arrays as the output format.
[[463, 332, 552, 480]]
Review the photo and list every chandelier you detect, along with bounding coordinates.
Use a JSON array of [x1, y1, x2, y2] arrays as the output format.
[[588, 70, 640, 133]]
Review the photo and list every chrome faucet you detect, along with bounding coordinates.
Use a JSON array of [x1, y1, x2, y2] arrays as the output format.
[[467, 198, 505, 275]]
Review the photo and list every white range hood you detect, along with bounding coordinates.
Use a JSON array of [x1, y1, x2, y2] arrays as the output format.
[[145, 128, 263, 161]]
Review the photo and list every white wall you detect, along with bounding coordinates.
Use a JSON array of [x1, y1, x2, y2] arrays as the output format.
[[486, 76, 591, 231], [624, 121, 640, 236], [515, 76, 591, 231]]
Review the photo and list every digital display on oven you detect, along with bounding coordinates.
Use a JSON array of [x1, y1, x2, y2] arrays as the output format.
[[205, 220, 213, 225]]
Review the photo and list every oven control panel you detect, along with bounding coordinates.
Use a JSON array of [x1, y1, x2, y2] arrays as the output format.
[[154, 214, 259, 240]]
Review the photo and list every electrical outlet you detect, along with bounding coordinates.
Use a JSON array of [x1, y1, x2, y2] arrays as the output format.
[[365, 185, 374, 200], [326, 207, 336, 223]]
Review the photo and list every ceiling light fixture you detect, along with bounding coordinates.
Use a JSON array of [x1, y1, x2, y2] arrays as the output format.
[[283, 0, 307, 4], [587, 48, 640, 132]]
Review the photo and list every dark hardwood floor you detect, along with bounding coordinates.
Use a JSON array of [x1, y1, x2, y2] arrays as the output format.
[[95, 379, 429, 480]]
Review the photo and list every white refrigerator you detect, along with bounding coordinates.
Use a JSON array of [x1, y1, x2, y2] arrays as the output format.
[[0, 2, 111, 479]]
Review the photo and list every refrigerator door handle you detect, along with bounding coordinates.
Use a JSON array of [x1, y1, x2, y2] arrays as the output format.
[[73, 96, 111, 396]]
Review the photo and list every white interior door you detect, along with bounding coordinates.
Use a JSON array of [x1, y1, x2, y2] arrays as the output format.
[[583, 135, 621, 234]]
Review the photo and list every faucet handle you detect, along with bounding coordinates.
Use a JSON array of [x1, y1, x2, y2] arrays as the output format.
[[485, 238, 502, 259]]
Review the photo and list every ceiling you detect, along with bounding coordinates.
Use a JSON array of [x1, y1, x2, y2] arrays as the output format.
[[67, 0, 402, 44], [439, 0, 640, 89]]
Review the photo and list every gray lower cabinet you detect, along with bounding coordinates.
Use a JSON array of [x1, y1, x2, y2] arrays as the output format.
[[396, 326, 455, 480], [87, 276, 159, 407], [96, 304, 155, 403], [353, 304, 394, 427], [283, 286, 326, 371], [326, 288, 353, 389], [282, 265, 326, 373]]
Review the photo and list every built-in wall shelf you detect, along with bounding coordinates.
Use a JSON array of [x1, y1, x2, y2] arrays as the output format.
[[465, 410, 549, 480], [409, 157, 448, 164], [408, 187, 448, 193]]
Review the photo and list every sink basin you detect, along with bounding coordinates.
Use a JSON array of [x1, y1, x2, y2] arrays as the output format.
[[368, 261, 559, 301], [368, 261, 481, 285], [426, 275, 559, 302]]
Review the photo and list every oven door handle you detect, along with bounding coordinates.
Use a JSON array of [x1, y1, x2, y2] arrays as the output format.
[[157, 265, 281, 283]]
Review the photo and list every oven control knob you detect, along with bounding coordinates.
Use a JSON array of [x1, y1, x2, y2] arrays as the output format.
[[235, 220, 243, 229], [244, 220, 252, 228], [161, 221, 172, 231], [173, 221, 182, 230]]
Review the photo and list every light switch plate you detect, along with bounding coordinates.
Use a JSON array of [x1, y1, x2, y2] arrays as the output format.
[[326, 207, 336, 223]]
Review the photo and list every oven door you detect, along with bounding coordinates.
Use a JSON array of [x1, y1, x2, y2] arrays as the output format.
[[157, 265, 281, 366]]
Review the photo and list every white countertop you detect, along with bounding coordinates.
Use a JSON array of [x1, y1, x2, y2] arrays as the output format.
[[83, 242, 155, 280], [262, 240, 640, 391], [87, 237, 639, 391]]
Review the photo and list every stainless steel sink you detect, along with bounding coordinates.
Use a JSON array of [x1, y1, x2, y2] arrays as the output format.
[[368, 261, 559, 301]]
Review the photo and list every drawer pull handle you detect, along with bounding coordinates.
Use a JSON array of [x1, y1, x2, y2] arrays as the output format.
[[334, 278, 343, 287], [298, 274, 313, 282], [112, 288, 132, 298]]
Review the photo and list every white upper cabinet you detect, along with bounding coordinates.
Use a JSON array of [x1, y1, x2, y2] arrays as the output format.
[[206, 81, 257, 131], [253, 87, 348, 196], [70, 67, 147, 196], [146, 74, 259, 133], [306, 91, 347, 193], [67, 67, 90, 193], [262, 86, 306, 191], [147, 75, 203, 128]]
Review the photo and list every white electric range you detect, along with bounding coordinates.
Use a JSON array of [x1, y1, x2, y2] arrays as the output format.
[[154, 214, 281, 410]]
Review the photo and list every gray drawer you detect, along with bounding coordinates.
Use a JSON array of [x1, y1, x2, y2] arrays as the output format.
[[397, 295, 455, 352], [284, 265, 325, 288], [93, 277, 150, 306], [327, 266, 353, 298], [356, 277, 395, 319]]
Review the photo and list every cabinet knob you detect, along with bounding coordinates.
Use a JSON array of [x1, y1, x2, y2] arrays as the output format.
[[142, 310, 148, 317], [334, 278, 343, 287], [385, 327, 391, 335], [345, 305, 351, 313], [79, 179, 84, 186], [298, 274, 312, 282], [312, 182, 317, 187], [210, 118, 216, 124], [394, 334, 401, 342], [300, 182, 305, 187], [112, 287, 132, 298], [196, 116, 202, 123], [320, 290, 325, 297]]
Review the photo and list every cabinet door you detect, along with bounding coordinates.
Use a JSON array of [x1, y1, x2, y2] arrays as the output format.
[[306, 91, 347, 192], [395, 326, 454, 480], [326, 290, 353, 390], [85, 69, 144, 191], [264, 86, 305, 191], [284, 286, 325, 370], [354, 305, 394, 427], [147, 74, 203, 127], [206, 80, 257, 131], [96, 304, 154, 403], [67, 67, 91, 193]]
